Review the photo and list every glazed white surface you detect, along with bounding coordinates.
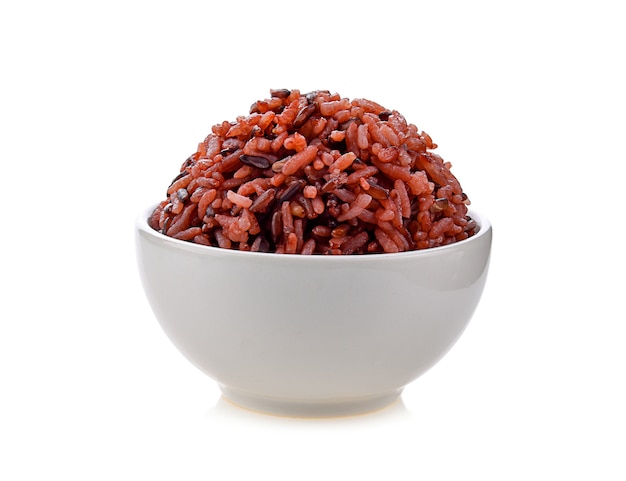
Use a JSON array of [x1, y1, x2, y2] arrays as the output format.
[[136, 208, 492, 416]]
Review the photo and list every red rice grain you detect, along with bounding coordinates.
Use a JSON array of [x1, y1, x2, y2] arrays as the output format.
[[226, 190, 253, 209], [149, 89, 477, 254], [301, 238, 316, 255], [281, 145, 318, 176], [337, 193, 372, 222]]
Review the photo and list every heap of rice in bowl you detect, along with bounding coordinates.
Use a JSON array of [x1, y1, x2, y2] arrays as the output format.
[[149, 89, 477, 254]]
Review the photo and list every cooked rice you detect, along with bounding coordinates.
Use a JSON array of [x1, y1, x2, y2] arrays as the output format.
[[149, 89, 477, 254]]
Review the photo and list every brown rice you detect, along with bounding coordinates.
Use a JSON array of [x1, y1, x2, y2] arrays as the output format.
[[149, 89, 477, 254]]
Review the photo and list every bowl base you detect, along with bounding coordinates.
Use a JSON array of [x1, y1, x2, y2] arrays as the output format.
[[219, 385, 403, 418]]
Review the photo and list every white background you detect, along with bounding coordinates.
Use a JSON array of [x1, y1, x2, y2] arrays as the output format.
[[1, 0, 624, 479]]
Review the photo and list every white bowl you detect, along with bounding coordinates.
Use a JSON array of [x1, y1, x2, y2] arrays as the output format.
[[136, 205, 492, 417]]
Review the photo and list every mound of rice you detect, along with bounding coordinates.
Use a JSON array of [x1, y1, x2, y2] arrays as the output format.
[[149, 89, 477, 254]]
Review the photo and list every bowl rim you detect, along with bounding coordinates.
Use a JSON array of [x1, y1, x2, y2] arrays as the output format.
[[137, 204, 491, 262]]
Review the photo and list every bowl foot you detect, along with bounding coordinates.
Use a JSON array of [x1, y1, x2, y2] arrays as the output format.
[[219, 385, 403, 418]]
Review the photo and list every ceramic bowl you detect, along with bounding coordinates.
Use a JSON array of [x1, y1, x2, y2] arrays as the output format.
[[136, 205, 492, 417]]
